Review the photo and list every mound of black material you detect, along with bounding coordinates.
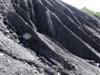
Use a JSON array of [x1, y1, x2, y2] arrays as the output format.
[[0, 0, 100, 75]]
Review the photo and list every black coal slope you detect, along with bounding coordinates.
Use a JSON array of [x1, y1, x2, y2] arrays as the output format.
[[9, 0, 100, 62], [2, 0, 100, 74]]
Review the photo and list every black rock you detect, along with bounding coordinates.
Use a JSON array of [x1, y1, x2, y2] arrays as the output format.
[[0, 0, 100, 75]]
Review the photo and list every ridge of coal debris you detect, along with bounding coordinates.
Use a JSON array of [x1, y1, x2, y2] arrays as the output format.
[[0, 0, 100, 75]]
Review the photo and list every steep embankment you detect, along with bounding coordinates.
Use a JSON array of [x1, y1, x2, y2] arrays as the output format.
[[0, 0, 100, 75]]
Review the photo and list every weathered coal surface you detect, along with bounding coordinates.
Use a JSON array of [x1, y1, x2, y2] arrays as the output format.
[[0, 0, 100, 75]]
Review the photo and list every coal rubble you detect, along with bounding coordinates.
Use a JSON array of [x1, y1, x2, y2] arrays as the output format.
[[0, 0, 100, 75]]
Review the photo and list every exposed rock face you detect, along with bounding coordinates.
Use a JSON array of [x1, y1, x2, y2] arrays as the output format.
[[0, 0, 100, 75]]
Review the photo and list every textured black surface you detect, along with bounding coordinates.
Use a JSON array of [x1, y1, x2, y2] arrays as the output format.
[[0, 0, 100, 75]]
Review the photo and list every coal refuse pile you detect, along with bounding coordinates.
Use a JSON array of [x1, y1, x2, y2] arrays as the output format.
[[0, 0, 100, 75]]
